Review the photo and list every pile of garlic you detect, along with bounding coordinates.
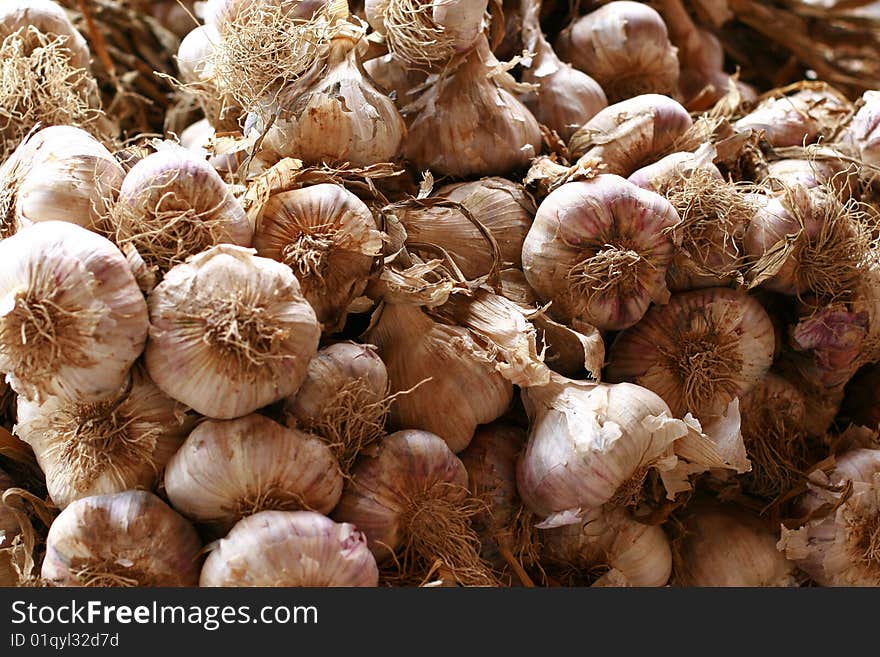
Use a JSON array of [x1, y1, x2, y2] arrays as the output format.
[[1, 0, 880, 588]]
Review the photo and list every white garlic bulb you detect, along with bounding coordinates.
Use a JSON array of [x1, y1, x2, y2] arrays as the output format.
[[568, 94, 693, 176], [145, 244, 321, 419], [200, 510, 379, 586], [606, 287, 775, 421], [0, 221, 148, 403], [517, 375, 688, 523], [365, 302, 513, 453], [41, 490, 202, 586], [0, 0, 91, 70], [0, 126, 124, 236], [252, 183, 382, 331], [555, 1, 679, 103], [15, 368, 192, 509], [109, 146, 252, 278]]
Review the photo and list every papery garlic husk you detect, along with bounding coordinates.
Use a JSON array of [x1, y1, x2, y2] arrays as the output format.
[[41, 490, 202, 586], [555, 1, 679, 103], [392, 177, 535, 279], [14, 368, 193, 510], [673, 502, 799, 586], [522, 174, 680, 331], [517, 374, 689, 523], [403, 34, 542, 178], [0, 221, 148, 403], [165, 414, 343, 533], [333, 429, 498, 586], [519, 0, 607, 141], [738, 373, 811, 500], [734, 84, 852, 148], [364, 0, 487, 67], [460, 422, 537, 585], [200, 510, 379, 586], [179, 118, 240, 175], [840, 90, 880, 171], [251, 22, 406, 167], [606, 287, 775, 421], [0, 126, 124, 237], [365, 302, 513, 453], [745, 184, 874, 298], [541, 505, 672, 587], [568, 94, 693, 176], [108, 145, 252, 279], [779, 449, 880, 586], [252, 183, 381, 331], [362, 52, 429, 105], [284, 341, 390, 472], [145, 244, 321, 419]]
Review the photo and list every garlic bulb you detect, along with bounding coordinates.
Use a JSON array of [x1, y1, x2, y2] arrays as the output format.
[[517, 375, 688, 522], [333, 429, 497, 585], [606, 288, 775, 421], [393, 177, 535, 279], [145, 244, 321, 419], [14, 368, 192, 509], [252, 23, 406, 167], [519, 0, 607, 141], [555, 1, 679, 103], [0, 0, 91, 70], [522, 175, 680, 331], [365, 302, 513, 453], [674, 502, 799, 586], [840, 90, 880, 168], [541, 505, 672, 586], [0, 221, 148, 403], [176, 24, 242, 131], [200, 510, 379, 586], [628, 145, 723, 193], [745, 185, 871, 298], [780, 448, 880, 586], [789, 299, 867, 389], [176, 24, 219, 85], [404, 34, 542, 178], [109, 146, 252, 278], [165, 414, 343, 532], [0, 126, 124, 236], [568, 94, 693, 176], [252, 183, 382, 331], [364, 0, 487, 67], [765, 150, 856, 199], [41, 490, 202, 586], [285, 342, 389, 471], [734, 85, 851, 148]]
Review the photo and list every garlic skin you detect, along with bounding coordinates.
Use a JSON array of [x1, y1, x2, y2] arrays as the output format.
[[734, 86, 852, 147], [0, 126, 124, 236], [362, 52, 428, 105], [395, 177, 535, 279], [555, 1, 679, 103], [519, 0, 607, 141], [404, 35, 542, 178], [606, 288, 775, 421], [145, 245, 321, 419], [15, 369, 192, 509], [41, 490, 202, 587], [165, 414, 343, 532], [0, 221, 148, 403], [253, 26, 406, 168], [252, 183, 382, 331], [0, 468, 20, 549], [541, 506, 672, 587], [200, 510, 379, 587], [179, 119, 239, 175], [840, 90, 880, 167], [780, 449, 880, 586], [522, 175, 680, 331], [568, 94, 693, 176], [0, 0, 91, 71], [517, 375, 688, 522], [110, 146, 253, 277], [674, 502, 799, 587], [285, 342, 389, 471], [366, 302, 513, 453]]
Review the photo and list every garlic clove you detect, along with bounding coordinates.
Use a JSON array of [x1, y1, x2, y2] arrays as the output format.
[[41, 490, 203, 586], [145, 244, 321, 419], [200, 510, 379, 586], [165, 414, 343, 533], [0, 221, 149, 404]]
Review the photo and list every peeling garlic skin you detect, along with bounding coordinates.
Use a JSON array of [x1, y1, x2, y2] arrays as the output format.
[[200, 511, 379, 587]]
